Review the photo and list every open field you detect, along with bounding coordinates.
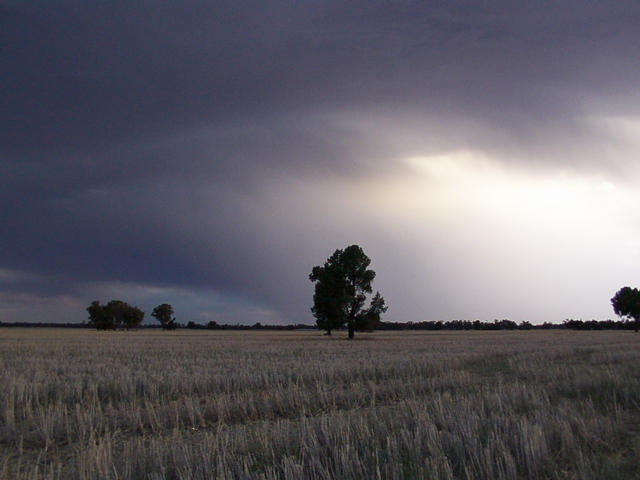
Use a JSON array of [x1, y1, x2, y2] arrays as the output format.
[[1, 328, 639, 479]]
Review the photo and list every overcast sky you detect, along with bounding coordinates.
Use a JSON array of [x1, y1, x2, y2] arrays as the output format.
[[2, 0, 640, 325]]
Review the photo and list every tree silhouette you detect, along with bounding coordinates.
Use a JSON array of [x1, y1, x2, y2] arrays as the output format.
[[310, 245, 387, 339], [106, 300, 144, 330], [611, 286, 640, 332], [87, 300, 112, 330], [151, 303, 177, 330], [309, 249, 346, 336], [87, 300, 144, 330]]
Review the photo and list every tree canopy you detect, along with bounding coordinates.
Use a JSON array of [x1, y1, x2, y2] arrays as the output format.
[[87, 300, 144, 330], [310, 245, 387, 339], [151, 303, 177, 330], [611, 286, 640, 332]]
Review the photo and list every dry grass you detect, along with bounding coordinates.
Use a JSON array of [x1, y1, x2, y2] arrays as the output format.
[[1, 328, 639, 479]]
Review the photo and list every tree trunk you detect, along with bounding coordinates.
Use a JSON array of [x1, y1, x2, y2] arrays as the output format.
[[636, 318, 638, 333], [325, 329, 332, 336], [348, 323, 354, 339]]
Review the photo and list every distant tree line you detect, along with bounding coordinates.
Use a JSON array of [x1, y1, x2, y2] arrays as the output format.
[[0, 322, 95, 328], [196, 321, 314, 330], [0, 318, 633, 331], [377, 318, 635, 331], [561, 319, 636, 330], [2, 282, 638, 333], [170, 318, 635, 331]]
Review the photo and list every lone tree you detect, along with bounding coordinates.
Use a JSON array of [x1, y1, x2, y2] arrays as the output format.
[[611, 286, 640, 332], [151, 303, 177, 330], [87, 300, 145, 330], [310, 244, 387, 339]]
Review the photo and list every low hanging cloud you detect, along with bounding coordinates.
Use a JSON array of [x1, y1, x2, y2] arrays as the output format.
[[2, 1, 640, 324]]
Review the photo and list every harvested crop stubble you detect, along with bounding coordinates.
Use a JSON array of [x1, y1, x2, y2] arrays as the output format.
[[1, 329, 639, 479]]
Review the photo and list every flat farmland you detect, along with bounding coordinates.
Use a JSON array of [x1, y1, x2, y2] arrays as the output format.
[[1, 328, 639, 479]]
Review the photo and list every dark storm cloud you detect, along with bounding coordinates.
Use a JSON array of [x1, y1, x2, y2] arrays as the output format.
[[2, 0, 640, 322], [4, 0, 640, 155]]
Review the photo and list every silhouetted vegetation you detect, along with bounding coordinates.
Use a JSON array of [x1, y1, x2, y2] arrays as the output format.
[[200, 321, 312, 331], [562, 318, 635, 330], [1, 318, 633, 331], [611, 286, 640, 332], [310, 245, 387, 339], [0, 321, 93, 328], [377, 318, 633, 331], [151, 303, 177, 330], [86, 300, 144, 330]]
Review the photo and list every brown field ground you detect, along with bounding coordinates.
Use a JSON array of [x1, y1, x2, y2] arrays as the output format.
[[1, 328, 639, 479]]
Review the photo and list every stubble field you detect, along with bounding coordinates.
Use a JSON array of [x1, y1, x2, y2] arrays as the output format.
[[1, 328, 639, 479]]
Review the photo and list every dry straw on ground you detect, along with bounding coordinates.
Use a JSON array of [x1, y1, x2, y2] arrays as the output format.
[[1, 328, 639, 479]]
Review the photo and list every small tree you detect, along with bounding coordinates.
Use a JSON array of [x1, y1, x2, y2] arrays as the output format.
[[310, 245, 387, 339], [611, 286, 640, 332], [151, 303, 177, 330]]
